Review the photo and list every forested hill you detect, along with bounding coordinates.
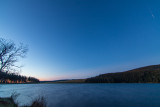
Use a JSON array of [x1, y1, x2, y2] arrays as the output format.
[[85, 64, 160, 83], [0, 71, 39, 83]]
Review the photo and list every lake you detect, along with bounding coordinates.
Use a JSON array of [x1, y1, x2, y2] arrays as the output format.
[[0, 83, 160, 107]]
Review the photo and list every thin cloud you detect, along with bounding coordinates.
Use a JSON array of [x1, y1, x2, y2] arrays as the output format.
[[149, 8, 155, 19], [151, 12, 155, 19]]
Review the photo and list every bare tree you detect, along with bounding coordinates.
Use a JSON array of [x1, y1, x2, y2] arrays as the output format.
[[0, 38, 28, 73]]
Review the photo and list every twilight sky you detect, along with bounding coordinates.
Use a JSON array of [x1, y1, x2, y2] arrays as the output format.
[[1, 0, 160, 80]]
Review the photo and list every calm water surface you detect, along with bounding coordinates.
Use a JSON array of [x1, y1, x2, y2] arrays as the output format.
[[0, 83, 160, 107]]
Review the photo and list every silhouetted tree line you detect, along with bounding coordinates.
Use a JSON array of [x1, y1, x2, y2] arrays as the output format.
[[85, 65, 160, 83], [0, 71, 39, 83], [0, 38, 39, 83]]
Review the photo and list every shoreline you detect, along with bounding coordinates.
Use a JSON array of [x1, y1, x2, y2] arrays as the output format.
[[0, 97, 17, 107]]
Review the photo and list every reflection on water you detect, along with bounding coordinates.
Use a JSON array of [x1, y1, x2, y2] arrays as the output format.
[[0, 83, 160, 107]]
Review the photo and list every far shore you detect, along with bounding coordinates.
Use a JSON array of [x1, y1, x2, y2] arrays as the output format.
[[41, 79, 86, 84]]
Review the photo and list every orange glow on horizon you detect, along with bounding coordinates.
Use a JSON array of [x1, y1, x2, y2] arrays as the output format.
[[38, 77, 63, 81]]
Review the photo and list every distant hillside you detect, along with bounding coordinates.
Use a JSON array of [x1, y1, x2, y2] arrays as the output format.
[[0, 71, 39, 83], [41, 79, 86, 83], [85, 65, 160, 83], [54, 79, 86, 83]]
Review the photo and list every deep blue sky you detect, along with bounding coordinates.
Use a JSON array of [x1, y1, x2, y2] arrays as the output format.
[[1, 0, 160, 80]]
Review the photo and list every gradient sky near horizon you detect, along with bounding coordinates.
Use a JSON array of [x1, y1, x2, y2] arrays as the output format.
[[1, 0, 160, 80]]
